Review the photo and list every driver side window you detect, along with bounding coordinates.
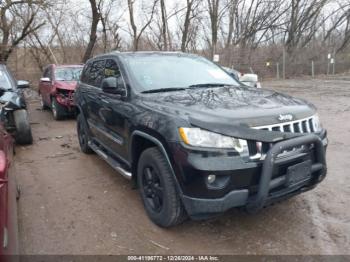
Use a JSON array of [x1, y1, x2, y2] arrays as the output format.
[[104, 59, 125, 89], [43, 67, 51, 79]]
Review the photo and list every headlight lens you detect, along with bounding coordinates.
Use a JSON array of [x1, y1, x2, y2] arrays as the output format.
[[179, 128, 248, 154], [313, 114, 322, 132]]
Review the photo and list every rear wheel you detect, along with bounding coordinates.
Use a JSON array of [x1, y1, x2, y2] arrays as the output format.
[[51, 97, 66, 120], [137, 147, 187, 227], [77, 114, 93, 154], [13, 109, 33, 145]]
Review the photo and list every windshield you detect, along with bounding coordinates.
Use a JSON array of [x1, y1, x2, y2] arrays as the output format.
[[124, 54, 240, 92], [55, 67, 83, 81], [0, 70, 12, 90]]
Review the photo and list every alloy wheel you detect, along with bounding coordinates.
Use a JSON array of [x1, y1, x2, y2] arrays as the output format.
[[142, 166, 164, 213]]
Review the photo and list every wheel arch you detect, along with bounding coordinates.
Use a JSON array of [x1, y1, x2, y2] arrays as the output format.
[[75, 105, 92, 137], [129, 130, 182, 194]]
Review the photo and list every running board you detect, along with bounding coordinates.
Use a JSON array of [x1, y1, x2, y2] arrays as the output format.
[[88, 141, 132, 180]]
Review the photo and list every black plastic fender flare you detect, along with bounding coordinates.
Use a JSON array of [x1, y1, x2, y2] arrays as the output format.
[[129, 130, 184, 196]]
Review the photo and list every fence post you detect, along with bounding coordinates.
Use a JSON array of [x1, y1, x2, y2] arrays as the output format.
[[282, 47, 286, 79], [311, 61, 314, 78], [276, 63, 280, 79]]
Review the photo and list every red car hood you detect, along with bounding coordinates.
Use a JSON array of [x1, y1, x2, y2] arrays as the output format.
[[54, 81, 78, 91]]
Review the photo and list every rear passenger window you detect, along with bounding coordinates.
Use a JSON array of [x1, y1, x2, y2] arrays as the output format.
[[81, 63, 92, 83], [43, 67, 51, 78], [83, 60, 105, 87]]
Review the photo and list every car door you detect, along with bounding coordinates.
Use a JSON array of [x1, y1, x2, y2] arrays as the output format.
[[80, 59, 106, 143], [0, 128, 17, 256], [40, 66, 53, 105], [0, 160, 7, 256], [98, 58, 130, 161], [0, 132, 9, 255]]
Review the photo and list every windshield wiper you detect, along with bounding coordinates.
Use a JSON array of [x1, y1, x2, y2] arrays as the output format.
[[141, 87, 187, 94], [188, 83, 227, 89]]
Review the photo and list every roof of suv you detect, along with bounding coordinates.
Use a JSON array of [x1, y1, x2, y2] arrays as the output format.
[[94, 51, 190, 59]]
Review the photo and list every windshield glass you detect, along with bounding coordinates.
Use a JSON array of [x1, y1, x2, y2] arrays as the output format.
[[125, 54, 240, 92], [0, 70, 12, 90], [55, 67, 83, 81]]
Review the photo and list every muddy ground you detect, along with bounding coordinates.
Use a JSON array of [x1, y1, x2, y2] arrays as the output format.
[[15, 77, 350, 255]]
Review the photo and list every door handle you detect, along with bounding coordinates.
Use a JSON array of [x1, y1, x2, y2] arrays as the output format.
[[100, 98, 110, 104], [87, 94, 95, 99]]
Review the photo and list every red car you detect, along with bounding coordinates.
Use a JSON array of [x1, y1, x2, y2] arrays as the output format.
[[39, 64, 83, 120], [0, 122, 18, 256]]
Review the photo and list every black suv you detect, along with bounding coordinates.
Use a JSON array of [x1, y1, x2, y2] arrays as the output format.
[[75, 52, 328, 227]]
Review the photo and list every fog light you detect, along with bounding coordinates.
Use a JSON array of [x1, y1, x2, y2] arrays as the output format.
[[207, 175, 216, 184]]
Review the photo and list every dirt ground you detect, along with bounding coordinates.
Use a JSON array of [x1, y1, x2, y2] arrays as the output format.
[[15, 77, 350, 255]]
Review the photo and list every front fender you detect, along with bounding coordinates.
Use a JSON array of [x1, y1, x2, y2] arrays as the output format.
[[0, 91, 26, 110], [129, 130, 184, 195]]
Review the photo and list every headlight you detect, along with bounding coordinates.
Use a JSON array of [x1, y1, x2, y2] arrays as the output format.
[[179, 128, 248, 155], [313, 114, 322, 132]]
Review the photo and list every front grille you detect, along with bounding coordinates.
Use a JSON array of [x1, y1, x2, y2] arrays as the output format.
[[57, 89, 75, 102], [248, 116, 316, 160]]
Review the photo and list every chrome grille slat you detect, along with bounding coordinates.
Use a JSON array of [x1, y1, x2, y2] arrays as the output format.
[[299, 122, 303, 133], [250, 116, 315, 160], [306, 121, 311, 133]]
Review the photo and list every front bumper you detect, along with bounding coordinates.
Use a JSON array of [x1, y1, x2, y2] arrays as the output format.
[[55, 92, 76, 108], [172, 133, 327, 218]]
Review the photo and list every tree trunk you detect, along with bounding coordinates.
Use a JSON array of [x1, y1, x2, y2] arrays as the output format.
[[82, 0, 100, 63], [181, 0, 193, 52], [208, 0, 219, 60], [160, 0, 168, 50], [128, 0, 138, 51]]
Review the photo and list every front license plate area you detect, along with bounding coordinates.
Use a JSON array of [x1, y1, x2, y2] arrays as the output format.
[[287, 160, 312, 185]]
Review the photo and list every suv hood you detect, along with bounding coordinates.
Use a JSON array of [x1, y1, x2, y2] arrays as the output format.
[[140, 86, 316, 128], [54, 81, 78, 91]]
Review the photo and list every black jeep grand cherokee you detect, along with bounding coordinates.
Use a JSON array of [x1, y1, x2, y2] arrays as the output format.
[[75, 52, 328, 227]]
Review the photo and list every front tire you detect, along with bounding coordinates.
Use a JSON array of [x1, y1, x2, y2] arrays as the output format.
[[77, 114, 93, 154], [39, 93, 49, 110], [13, 109, 33, 145], [137, 147, 187, 227], [51, 97, 66, 120]]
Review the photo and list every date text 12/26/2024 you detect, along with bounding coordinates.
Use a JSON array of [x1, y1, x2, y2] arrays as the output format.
[[128, 256, 220, 261]]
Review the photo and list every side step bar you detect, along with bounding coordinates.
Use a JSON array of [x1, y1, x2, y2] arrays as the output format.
[[88, 141, 132, 180]]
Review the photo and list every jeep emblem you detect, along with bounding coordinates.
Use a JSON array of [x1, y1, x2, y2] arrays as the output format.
[[278, 114, 294, 122]]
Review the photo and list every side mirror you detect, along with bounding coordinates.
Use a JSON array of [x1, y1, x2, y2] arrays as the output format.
[[40, 77, 51, 83], [102, 77, 126, 96], [17, 80, 30, 89]]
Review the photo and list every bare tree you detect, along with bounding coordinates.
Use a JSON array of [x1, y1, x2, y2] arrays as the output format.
[[284, 0, 328, 54], [0, 0, 46, 63], [207, 0, 229, 59], [322, 2, 350, 53], [180, 0, 202, 52], [159, 0, 168, 50], [82, 0, 101, 63], [128, 0, 159, 51]]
